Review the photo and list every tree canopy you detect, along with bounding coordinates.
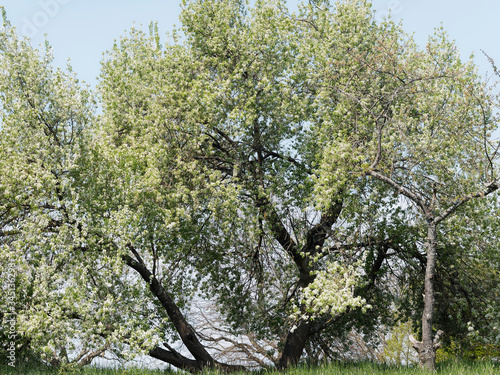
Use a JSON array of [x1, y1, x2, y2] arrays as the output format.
[[0, 0, 499, 372]]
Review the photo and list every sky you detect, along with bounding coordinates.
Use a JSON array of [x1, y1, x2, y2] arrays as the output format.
[[1, 0, 500, 88]]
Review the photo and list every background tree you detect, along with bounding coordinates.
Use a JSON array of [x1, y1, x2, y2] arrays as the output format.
[[0, 9, 120, 368]]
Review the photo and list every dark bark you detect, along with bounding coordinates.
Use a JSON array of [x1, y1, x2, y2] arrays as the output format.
[[259, 200, 312, 368], [125, 253, 248, 372], [150, 345, 246, 373], [149, 346, 202, 373], [307, 199, 344, 257], [123, 254, 217, 369], [278, 320, 311, 369], [263, 198, 343, 368]]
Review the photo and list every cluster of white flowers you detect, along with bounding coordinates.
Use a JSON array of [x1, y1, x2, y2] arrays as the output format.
[[291, 260, 370, 323]]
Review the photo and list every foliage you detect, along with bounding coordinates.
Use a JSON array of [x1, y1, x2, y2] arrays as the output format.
[[382, 322, 419, 366], [292, 260, 370, 322]]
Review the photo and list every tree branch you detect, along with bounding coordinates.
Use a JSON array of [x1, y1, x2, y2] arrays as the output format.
[[123, 252, 215, 367], [366, 169, 430, 216], [149, 346, 201, 373], [434, 180, 499, 224]]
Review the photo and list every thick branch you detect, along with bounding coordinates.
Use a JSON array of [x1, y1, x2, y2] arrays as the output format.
[[123, 254, 215, 366], [149, 346, 201, 373], [262, 148, 313, 175], [306, 198, 343, 257], [409, 334, 422, 351], [77, 343, 111, 367], [257, 198, 309, 279]]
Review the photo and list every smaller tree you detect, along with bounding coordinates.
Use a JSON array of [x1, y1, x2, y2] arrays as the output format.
[[310, 16, 500, 370], [382, 321, 419, 366]]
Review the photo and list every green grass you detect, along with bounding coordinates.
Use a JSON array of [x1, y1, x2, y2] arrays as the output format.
[[0, 364, 167, 375], [269, 361, 500, 375], [1, 360, 498, 375]]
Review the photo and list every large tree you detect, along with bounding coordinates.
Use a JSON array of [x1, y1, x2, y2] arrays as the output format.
[[1, 0, 498, 372]]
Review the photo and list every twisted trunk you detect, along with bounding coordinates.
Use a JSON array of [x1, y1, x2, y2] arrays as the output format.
[[263, 199, 343, 368]]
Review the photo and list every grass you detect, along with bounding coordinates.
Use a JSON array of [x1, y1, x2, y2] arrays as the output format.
[[276, 360, 500, 374], [0, 364, 167, 375], [0, 360, 499, 375]]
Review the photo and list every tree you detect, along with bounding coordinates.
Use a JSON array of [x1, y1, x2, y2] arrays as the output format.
[[1, 1, 498, 373], [0, 9, 108, 368], [308, 5, 500, 369], [96, 1, 378, 369]]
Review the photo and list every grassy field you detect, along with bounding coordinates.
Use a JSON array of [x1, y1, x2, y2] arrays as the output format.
[[0, 361, 499, 375]]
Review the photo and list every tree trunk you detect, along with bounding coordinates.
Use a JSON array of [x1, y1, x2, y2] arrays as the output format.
[[421, 221, 437, 369], [278, 319, 311, 369], [409, 221, 443, 371]]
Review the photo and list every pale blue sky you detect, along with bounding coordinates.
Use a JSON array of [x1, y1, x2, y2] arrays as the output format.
[[1, 0, 500, 86]]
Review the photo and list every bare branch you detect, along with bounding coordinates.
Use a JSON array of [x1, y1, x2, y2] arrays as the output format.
[[366, 169, 429, 216], [434, 180, 499, 224]]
